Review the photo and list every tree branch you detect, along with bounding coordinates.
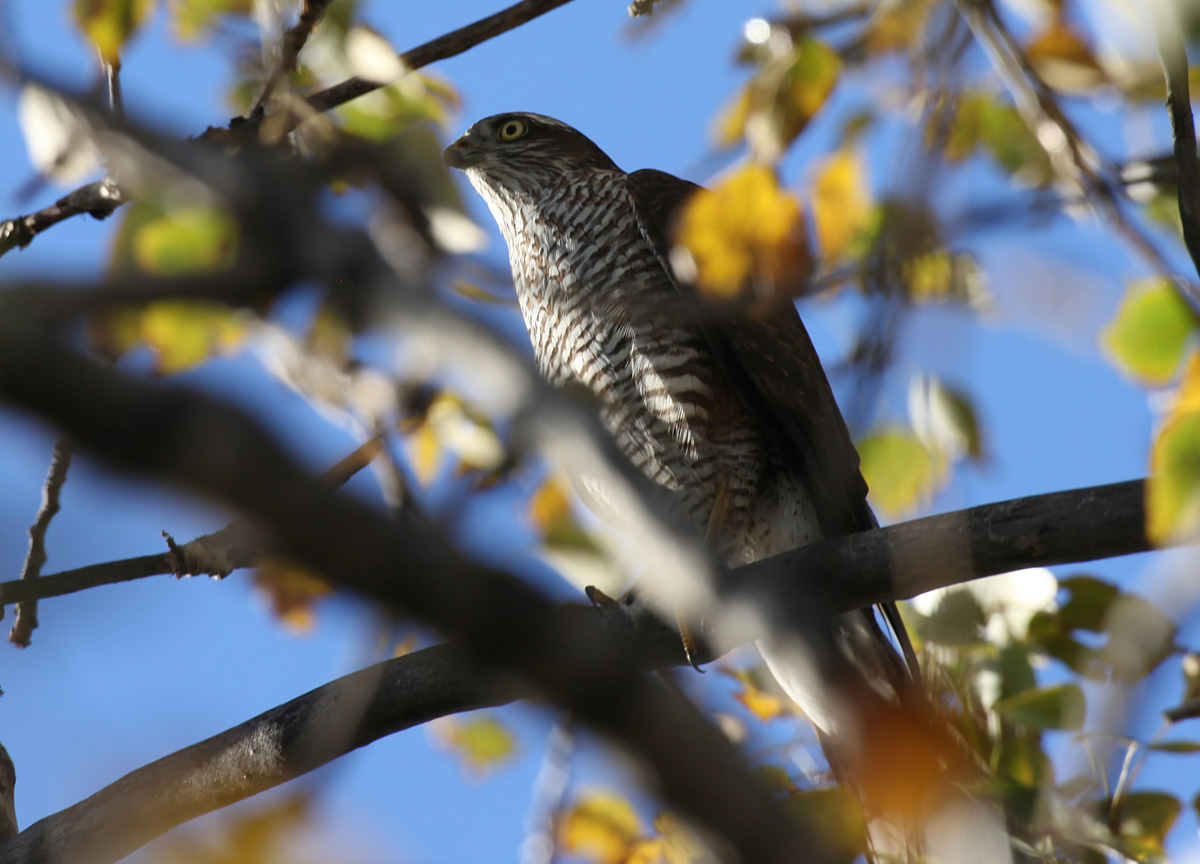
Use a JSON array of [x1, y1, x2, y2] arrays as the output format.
[[8, 438, 73, 646], [0, 0, 577, 258], [0, 335, 824, 864], [1153, 0, 1200, 284]]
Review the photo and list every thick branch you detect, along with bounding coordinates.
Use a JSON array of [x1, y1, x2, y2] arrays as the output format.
[[0, 472, 1156, 864], [0, 337, 820, 864], [0, 644, 529, 864]]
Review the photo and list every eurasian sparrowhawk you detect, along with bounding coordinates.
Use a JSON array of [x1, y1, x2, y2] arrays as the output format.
[[444, 112, 917, 733]]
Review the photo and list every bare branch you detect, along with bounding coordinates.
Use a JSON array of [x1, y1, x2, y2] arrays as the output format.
[[0, 335, 819, 864], [0, 644, 529, 864], [0, 437, 383, 607], [1153, 0, 1200, 284], [8, 438, 73, 647], [0, 178, 124, 257]]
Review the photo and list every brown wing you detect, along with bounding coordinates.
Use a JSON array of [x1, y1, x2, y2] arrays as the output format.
[[626, 167, 918, 681]]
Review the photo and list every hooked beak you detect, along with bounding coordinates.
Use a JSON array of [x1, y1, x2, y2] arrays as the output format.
[[443, 134, 481, 170]]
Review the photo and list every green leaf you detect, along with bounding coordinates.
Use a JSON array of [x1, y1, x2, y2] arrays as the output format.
[[1119, 791, 1180, 845], [858, 427, 937, 518], [995, 684, 1086, 730], [1104, 279, 1197, 386], [133, 206, 238, 275], [1057, 576, 1120, 631], [171, 0, 252, 41], [783, 788, 867, 864], [1149, 740, 1200, 753], [944, 93, 1053, 186], [919, 589, 986, 647], [73, 0, 154, 61]]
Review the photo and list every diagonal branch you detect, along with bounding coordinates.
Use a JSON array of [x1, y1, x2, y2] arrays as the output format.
[[0, 471, 1158, 864], [0, 0, 577, 258]]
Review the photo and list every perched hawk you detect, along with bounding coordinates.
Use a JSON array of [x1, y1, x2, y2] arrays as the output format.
[[444, 112, 917, 733]]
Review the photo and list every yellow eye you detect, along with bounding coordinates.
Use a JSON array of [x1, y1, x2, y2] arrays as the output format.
[[498, 119, 528, 141]]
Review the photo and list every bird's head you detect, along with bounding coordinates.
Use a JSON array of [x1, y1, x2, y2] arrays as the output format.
[[443, 112, 620, 195]]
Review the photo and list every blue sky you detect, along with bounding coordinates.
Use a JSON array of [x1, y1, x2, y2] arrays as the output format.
[[0, 0, 1194, 861]]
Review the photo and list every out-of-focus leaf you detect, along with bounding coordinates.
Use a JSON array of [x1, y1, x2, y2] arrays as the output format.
[[1100, 594, 1178, 683], [432, 713, 517, 779], [1149, 740, 1200, 753], [89, 299, 249, 374], [999, 642, 1038, 702], [732, 679, 787, 723], [652, 813, 706, 864], [944, 93, 1053, 186], [171, 0, 253, 41], [406, 421, 444, 487], [674, 164, 810, 300], [253, 559, 332, 634], [73, 0, 153, 61], [908, 375, 985, 461], [157, 794, 318, 864], [1103, 279, 1197, 386], [756, 763, 798, 795], [865, 0, 934, 54], [917, 589, 987, 647], [17, 86, 103, 185], [994, 684, 1085, 730], [1026, 21, 1106, 94], [812, 149, 870, 262], [344, 25, 406, 82], [1118, 791, 1180, 855], [1182, 651, 1200, 703], [1057, 576, 1120, 631], [1149, 408, 1200, 544], [783, 788, 867, 864], [558, 791, 644, 864], [448, 279, 517, 306], [134, 205, 238, 275], [857, 427, 937, 518], [716, 36, 840, 161], [528, 474, 602, 553], [904, 250, 986, 305]]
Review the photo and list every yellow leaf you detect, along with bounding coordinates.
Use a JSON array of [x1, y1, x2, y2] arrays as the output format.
[[713, 87, 753, 150], [133, 206, 238, 275], [406, 422, 444, 487], [171, 0, 253, 41], [529, 475, 572, 534], [1027, 21, 1106, 93], [675, 164, 810, 299], [1104, 279, 1197, 387], [1149, 409, 1200, 545], [653, 813, 706, 864], [253, 559, 332, 634], [732, 681, 787, 723], [858, 427, 938, 518], [73, 0, 154, 62], [140, 300, 248, 374], [812, 149, 870, 262], [558, 791, 644, 864], [432, 714, 517, 778], [780, 38, 841, 139]]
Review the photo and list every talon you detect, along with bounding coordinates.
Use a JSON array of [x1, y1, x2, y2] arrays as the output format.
[[585, 585, 617, 607], [677, 612, 706, 673]]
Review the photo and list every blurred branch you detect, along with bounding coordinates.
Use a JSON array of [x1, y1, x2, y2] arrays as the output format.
[[8, 438, 73, 647], [955, 0, 1200, 308], [103, 56, 123, 119], [0, 0, 577, 258], [0, 745, 14, 844], [1152, 0, 1200, 285], [0, 333, 822, 864], [251, 0, 335, 114], [0, 437, 383, 609]]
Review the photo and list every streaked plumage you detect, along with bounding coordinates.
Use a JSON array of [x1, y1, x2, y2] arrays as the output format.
[[444, 112, 916, 731]]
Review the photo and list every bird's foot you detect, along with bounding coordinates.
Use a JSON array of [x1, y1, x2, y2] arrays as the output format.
[[676, 612, 706, 673]]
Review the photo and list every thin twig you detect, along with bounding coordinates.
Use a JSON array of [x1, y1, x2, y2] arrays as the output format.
[[251, 0, 335, 115], [9, 438, 74, 647], [1153, 0, 1200, 284], [0, 436, 382, 610], [0, 0, 579, 258], [103, 56, 124, 119], [521, 719, 576, 864]]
